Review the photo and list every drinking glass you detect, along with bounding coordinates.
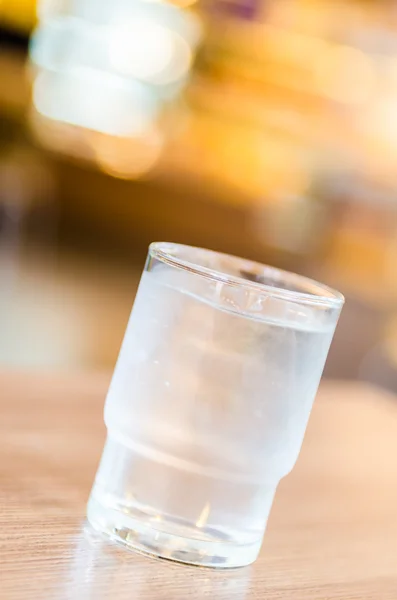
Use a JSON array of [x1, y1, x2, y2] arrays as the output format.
[[87, 242, 344, 568]]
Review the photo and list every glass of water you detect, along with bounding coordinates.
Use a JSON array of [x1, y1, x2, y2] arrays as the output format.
[[87, 242, 344, 568]]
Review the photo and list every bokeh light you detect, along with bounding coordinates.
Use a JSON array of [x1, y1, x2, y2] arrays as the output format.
[[29, 0, 202, 177]]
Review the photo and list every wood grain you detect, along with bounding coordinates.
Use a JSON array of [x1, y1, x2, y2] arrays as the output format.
[[1, 372, 397, 599]]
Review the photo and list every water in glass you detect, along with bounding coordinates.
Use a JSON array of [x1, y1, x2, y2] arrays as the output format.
[[88, 263, 336, 566]]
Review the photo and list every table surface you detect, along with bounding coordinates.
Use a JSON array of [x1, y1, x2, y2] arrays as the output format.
[[1, 373, 397, 600]]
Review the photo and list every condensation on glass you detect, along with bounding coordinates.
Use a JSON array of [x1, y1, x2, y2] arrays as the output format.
[[87, 242, 344, 568]]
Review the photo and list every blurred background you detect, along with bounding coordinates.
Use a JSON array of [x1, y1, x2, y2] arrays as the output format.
[[1, 0, 397, 391]]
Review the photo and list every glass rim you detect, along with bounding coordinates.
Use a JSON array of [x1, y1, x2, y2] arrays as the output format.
[[149, 242, 345, 308]]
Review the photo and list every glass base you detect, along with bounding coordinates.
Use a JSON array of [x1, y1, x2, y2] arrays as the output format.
[[87, 492, 261, 568]]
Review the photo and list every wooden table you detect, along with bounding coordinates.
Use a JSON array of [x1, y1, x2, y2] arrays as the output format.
[[1, 373, 397, 599]]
